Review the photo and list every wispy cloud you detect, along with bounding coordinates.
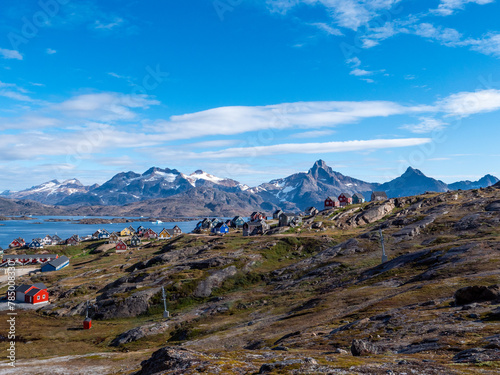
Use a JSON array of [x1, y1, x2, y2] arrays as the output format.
[[431, 0, 494, 16], [0, 48, 22, 60], [94, 18, 124, 30], [400, 117, 448, 133], [438, 89, 500, 117], [154, 138, 432, 159], [46, 48, 57, 55], [290, 130, 336, 138], [309, 22, 342, 36]]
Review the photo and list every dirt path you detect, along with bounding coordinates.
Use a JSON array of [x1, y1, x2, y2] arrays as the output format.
[[0, 267, 39, 287]]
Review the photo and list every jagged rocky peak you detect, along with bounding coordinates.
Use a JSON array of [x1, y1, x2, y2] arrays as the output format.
[[402, 166, 425, 177], [308, 159, 334, 178]]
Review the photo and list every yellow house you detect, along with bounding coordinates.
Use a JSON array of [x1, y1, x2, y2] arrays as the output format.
[[120, 227, 133, 237], [159, 228, 172, 240]]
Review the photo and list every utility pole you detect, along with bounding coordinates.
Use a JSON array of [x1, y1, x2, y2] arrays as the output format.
[[379, 229, 388, 264], [162, 286, 170, 319]]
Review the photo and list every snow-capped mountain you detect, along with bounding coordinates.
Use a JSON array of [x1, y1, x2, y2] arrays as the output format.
[[0, 179, 94, 205], [2, 161, 498, 212], [254, 160, 378, 210]]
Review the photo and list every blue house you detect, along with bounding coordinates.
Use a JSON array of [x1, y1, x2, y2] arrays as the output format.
[[212, 223, 229, 235], [98, 230, 110, 240], [41, 256, 70, 272], [28, 240, 43, 249]]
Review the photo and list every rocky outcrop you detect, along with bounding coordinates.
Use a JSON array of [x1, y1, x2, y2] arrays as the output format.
[[96, 287, 160, 319], [392, 211, 445, 242], [454, 285, 500, 305], [346, 201, 395, 228], [135, 347, 209, 375], [453, 348, 500, 363], [110, 322, 169, 346], [454, 214, 481, 230], [194, 266, 238, 298], [351, 339, 381, 356], [485, 200, 500, 211]]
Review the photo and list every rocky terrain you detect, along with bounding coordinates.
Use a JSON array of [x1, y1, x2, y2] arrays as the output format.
[[0, 184, 499, 374], [1, 160, 497, 216]]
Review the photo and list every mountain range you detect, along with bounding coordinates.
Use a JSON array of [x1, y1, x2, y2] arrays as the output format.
[[1, 160, 498, 216]]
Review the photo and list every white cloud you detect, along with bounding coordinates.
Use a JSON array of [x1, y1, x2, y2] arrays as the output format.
[[290, 130, 336, 138], [46, 48, 57, 55], [465, 32, 500, 57], [309, 22, 342, 36], [439, 89, 500, 117], [350, 68, 374, 77], [432, 0, 494, 16], [400, 117, 448, 133], [0, 48, 22, 60], [54, 92, 160, 121], [155, 138, 432, 159], [267, 0, 402, 30], [94, 18, 124, 30], [0, 90, 33, 102], [155, 100, 424, 141]]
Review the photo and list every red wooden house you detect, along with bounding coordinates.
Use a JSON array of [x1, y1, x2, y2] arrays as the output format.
[[12, 283, 49, 305], [115, 240, 128, 253], [250, 212, 266, 222], [338, 193, 353, 207], [143, 229, 158, 239], [324, 196, 340, 209], [9, 238, 25, 248]]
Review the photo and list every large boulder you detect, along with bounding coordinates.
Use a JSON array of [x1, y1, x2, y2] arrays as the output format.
[[346, 201, 395, 228], [453, 348, 500, 363], [96, 287, 161, 319], [454, 285, 500, 305], [485, 200, 500, 211], [351, 339, 381, 356], [194, 266, 237, 298], [110, 322, 169, 346], [135, 347, 208, 375], [454, 214, 481, 231]]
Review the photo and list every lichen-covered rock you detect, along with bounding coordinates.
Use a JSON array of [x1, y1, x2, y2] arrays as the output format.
[[346, 201, 395, 227], [454, 285, 500, 305], [194, 266, 237, 298], [135, 346, 208, 375], [351, 339, 381, 356], [110, 322, 169, 346], [95, 287, 160, 319], [453, 348, 500, 363]]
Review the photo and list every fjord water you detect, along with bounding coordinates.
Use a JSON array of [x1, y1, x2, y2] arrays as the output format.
[[0, 216, 198, 249]]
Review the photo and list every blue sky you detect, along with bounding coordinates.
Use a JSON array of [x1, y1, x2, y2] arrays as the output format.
[[1, 0, 500, 191]]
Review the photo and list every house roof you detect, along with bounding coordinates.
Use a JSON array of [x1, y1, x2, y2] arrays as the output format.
[[372, 191, 388, 197], [166, 229, 175, 235], [273, 209, 283, 214], [280, 212, 297, 218], [44, 256, 69, 269], [52, 235, 62, 241], [15, 282, 47, 294], [327, 196, 339, 201], [353, 193, 365, 199], [306, 206, 317, 211], [339, 193, 352, 198], [3, 254, 58, 260], [25, 287, 44, 297]]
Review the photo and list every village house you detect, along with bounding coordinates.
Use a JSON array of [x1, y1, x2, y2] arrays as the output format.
[[92, 230, 101, 240], [212, 222, 229, 235], [225, 219, 233, 228], [273, 209, 283, 220], [12, 283, 49, 305], [115, 240, 128, 253], [143, 228, 158, 239], [108, 232, 120, 243], [41, 256, 70, 272], [305, 207, 319, 216], [120, 227, 133, 237], [130, 235, 141, 247], [352, 193, 366, 204], [9, 238, 25, 249], [159, 228, 172, 240], [279, 212, 302, 227], [231, 216, 245, 228], [324, 196, 340, 209], [98, 230, 110, 240], [371, 191, 388, 201], [28, 239, 44, 249], [0, 247, 3, 255], [136, 226, 146, 236], [250, 212, 267, 222], [338, 193, 353, 207], [172, 225, 182, 236], [66, 235, 80, 246], [2, 254, 59, 266], [243, 220, 270, 236], [42, 235, 54, 246], [51, 235, 63, 245]]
